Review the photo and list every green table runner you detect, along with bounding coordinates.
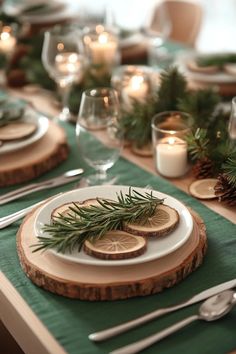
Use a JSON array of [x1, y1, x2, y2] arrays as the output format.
[[0, 121, 235, 354]]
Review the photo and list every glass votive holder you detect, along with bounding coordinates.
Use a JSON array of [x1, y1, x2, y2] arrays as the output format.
[[111, 65, 154, 109], [82, 24, 120, 73], [152, 111, 192, 178]]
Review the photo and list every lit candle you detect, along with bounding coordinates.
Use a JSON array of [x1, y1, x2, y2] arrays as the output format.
[[89, 32, 118, 65], [122, 74, 149, 109], [0, 26, 16, 55], [156, 137, 188, 177], [55, 52, 82, 76]]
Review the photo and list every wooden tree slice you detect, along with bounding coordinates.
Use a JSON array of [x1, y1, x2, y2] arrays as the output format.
[[123, 205, 179, 237], [17, 203, 207, 301], [0, 121, 69, 187], [0, 122, 37, 140], [84, 231, 147, 260]]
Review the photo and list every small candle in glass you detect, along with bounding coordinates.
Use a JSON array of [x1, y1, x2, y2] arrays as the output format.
[[83, 25, 119, 67], [0, 25, 16, 55], [152, 111, 192, 178]]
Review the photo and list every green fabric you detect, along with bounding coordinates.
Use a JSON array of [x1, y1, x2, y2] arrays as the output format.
[[0, 121, 236, 354]]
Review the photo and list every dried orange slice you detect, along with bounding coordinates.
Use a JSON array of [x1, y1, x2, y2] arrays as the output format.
[[0, 122, 37, 140], [123, 204, 179, 238], [84, 231, 147, 260], [189, 179, 218, 199]]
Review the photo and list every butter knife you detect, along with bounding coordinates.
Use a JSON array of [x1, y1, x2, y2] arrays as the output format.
[[89, 278, 236, 342], [0, 168, 84, 205]]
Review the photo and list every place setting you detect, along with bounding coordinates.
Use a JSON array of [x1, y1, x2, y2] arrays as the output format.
[[0, 4, 236, 354]]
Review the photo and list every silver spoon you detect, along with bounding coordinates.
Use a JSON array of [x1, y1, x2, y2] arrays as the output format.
[[110, 290, 236, 354]]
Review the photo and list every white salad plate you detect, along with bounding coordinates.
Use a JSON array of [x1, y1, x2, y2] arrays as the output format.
[[0, 109, 49, 154], [34, 185, 193, 267]]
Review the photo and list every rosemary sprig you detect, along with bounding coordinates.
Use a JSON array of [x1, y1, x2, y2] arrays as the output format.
[[34, 189, 164, 253]]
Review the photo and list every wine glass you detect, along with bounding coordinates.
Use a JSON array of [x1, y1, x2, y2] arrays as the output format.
[[42, 25, 85, 122], [143, 2, 172, 69], [76, 87, 123, 185]]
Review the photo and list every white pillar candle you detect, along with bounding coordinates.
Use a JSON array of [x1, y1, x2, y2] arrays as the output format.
[[0, 27, 16, 55], [89, 32, 118, 65], [122, 74, 149, 108], [156, 137, 188, 177]]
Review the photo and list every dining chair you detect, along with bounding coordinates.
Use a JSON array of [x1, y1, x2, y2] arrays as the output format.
[[149, 0, 203, 47]]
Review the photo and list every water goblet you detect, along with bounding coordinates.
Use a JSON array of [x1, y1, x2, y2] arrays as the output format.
[[76, 87, 123, 185], [42, 25, 85, 122]]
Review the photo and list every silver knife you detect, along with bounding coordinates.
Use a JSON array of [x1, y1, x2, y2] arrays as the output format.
[[0, 168, 84, 205], [89, 278, 236, 342]]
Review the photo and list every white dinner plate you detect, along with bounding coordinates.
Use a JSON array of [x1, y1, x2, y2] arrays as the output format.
[[34, 185, 193, 267], [176, 51, 236, 84], [0, 109, 49, 154]]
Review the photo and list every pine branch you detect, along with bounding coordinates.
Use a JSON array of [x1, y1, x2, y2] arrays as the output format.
[[222, 154, 236, 187], [119, 96, 156, 147], [33, 189, 164, 253], [178, 89, 220, 129], [155, 66, 187, 112], [186, 128, 209, 160]]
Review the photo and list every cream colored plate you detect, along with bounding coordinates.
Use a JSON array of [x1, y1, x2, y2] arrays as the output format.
[[34, 185, 193, 267], [0, 109, 49, 154]]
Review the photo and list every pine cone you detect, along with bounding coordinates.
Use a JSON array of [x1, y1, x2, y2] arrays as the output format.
[[192, 157, 214, 179], [214, 173, 236, 206]]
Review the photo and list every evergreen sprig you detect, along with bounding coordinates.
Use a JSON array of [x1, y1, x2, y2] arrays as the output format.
[[186, 128, 209, 160], [120, 96, 157, 147], [34, 189, 164, 253], [155, 66, 187, 112], [222, 155, 236, 187], [178, 89, 220, 129]]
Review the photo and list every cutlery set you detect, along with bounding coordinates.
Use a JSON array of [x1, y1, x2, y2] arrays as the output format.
[[89, 279, 236, 353]]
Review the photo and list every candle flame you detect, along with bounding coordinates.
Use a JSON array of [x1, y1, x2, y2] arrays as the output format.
[[98, 32, 109, 44], [57, 42, 64, 51], [168, 137, 176, 145], [130, 75, 144, 91], [0, 32, 10, 41]]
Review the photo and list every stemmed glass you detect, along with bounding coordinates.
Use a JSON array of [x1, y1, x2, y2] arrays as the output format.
[[143, 2, 172, 69], [76, 87, 123, 185], [42, 25, 85, 122]]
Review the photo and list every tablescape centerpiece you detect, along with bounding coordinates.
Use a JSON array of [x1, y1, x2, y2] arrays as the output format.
[[118, 66, 236, 206]]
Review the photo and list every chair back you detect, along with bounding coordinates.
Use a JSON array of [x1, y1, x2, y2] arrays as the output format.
[[150, 0, 203, 47]]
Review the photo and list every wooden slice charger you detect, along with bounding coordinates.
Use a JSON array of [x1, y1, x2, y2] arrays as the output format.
[[17, 203, 207, 301], [0, 121, 69, 187]]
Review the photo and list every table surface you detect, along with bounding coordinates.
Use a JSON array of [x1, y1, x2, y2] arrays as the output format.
[[0, 87, 236, 354]]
